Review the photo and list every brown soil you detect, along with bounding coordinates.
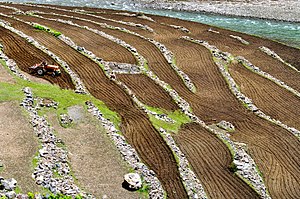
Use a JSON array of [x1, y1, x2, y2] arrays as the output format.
[[117, 74, 178, 110], [0, 63, 15, 83], [0, 26, 74, 90], [0, 11, 187, 199], [174, 123, 260, 199], [47, 107, 143, 199], [230, 63, 300, 129], [0, 102, 41, 193], [1, 3, 300, 199]]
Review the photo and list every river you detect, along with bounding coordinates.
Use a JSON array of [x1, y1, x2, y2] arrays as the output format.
[[7, 0, 300, 48]]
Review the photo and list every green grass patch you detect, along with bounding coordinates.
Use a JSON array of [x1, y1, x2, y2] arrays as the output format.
[[0, 77, 121, 129], [147, 106, 191, 133], [33, 24, 61, 37], [137, 183, 150, 199]]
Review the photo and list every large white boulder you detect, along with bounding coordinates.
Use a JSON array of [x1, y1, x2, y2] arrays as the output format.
[[124, 173, 142, 190]]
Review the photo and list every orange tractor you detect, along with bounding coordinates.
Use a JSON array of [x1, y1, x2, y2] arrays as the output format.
[[29, 61, 61, 77]]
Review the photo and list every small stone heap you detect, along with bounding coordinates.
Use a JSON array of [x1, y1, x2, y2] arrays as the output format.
[[217, 120, 235, 132], [86, 101, 165, 198], [229, 35, 250, 45], [106, 62, 141, 74], [259, 46, 300, 72], [0, 177, 17, 199], [59, 114, 73, 125], [0, 43, 29, 81], [20, 87, 93, 198]]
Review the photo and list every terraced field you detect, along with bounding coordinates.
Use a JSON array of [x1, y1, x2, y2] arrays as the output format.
[[0, 2, 299, 199]]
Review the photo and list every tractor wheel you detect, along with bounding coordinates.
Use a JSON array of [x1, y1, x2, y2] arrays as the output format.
[[37, 69, 45, 76], [55, 71, 61, 76]]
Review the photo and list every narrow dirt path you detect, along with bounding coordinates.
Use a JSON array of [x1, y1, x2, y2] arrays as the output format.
[[0, 102, 41, 193]]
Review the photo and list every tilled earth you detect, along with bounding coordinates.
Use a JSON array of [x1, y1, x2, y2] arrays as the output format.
[[0, 3, 299, 199]]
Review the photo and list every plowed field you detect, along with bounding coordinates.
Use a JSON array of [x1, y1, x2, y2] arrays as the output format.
[[0, 2, 300, 199]]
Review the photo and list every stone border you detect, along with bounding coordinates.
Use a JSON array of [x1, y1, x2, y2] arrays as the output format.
[[229, 35, 250, 45], [183, 36, 300, 140], [86, 101, 165, 199], [208, 28, 219, 34], [182, 36, 272, 199], [259, 46, 300, 73], [12, 2, 155, 33], [0, 13, 168, 198], [108, 11, 156, 22], [0, 45, 29, 81], [236, 56, 300, 98], [20, 87, 93, 198], [17, 15, 210, 198], [23, 12, 191, 113], [0, 12, 88, 94], [23, 9, 196, 93], [158, 128, 207, 199], [160, 23, 190, 33]]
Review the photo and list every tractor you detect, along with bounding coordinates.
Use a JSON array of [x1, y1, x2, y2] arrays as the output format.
[[29, 61, 61, 77]]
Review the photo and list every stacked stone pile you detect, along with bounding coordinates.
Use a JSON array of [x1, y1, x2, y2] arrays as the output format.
[[106, 62, 141, 74], [20, 87, 93, 198], [86, 101, 165, 199], [113, 12, 156, 22], [259, 46, 300, 72], [0, 177, 17, 199], [217, 120, 235, 132], [59, 114, 73, 125], [229, 35, 250, 45]]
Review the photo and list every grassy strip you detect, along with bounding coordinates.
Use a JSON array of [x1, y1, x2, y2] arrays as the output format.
[[33, 24, 61, 37], [0, 79, 120, 129], [145, 105, 191, 133]]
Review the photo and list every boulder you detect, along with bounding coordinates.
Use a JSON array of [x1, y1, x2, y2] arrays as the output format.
[[123, 173, 142, 190]]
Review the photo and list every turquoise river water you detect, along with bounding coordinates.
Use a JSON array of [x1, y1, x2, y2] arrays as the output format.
[[6, 0, 300, 48]]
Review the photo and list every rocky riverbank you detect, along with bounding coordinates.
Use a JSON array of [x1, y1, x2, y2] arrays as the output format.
[[136, 0, 300, 23]]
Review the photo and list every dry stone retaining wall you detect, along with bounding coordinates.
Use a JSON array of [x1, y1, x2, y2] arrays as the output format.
[[0, 13, 88, 94], [236, 56, 300, 98], [86, 101, 165, 199], [182, 36, 272, 199], [24, 9, 196, 93], [20, 87, 94, 198], [259, 46, 300, 73], [229, 35, 250, 45], [20, 14, 210, 198], [15, 3, 154, 32]]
